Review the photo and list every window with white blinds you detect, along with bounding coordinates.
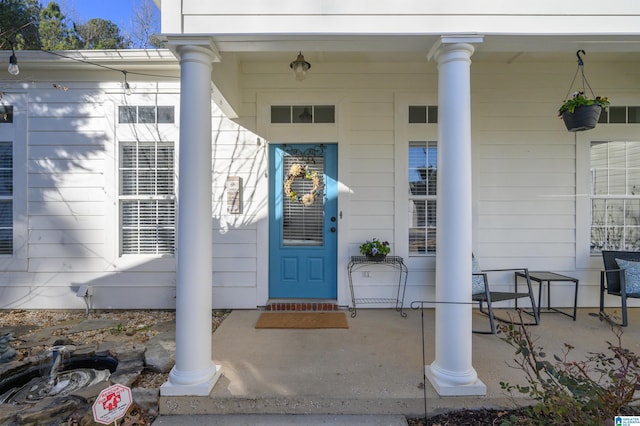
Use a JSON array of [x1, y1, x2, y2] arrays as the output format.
[[282, 155, 324, 246], [0, 141, 12, 254], [408, 141, 437, 254], [590, 141, 640, 252], [119, 141, 175, 254]]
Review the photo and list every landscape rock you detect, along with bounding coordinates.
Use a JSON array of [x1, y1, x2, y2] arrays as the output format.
[[0, 332, 17, 363], [145, 331, 176, 373], [133, 387, 161, 418], [16, 396, 83, 426]]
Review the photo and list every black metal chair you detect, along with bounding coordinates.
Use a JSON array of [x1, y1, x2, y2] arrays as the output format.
[[472, 255, 540, 334], [600, 250, 640, 327]]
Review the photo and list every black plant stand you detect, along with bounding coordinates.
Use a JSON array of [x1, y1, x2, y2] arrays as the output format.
[[347, 255, 408, 318]]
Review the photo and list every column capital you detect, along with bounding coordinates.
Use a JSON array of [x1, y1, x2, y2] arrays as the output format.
[[164, 36, 221, 62], [427, 35, 484, 62]]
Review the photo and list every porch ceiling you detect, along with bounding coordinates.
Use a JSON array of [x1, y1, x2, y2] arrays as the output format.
[[215, 34, 640, 63]]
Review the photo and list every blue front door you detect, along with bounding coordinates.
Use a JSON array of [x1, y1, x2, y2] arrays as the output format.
[[269, 143, 338, 299]]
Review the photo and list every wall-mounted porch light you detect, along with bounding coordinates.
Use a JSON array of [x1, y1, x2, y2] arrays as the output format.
[[289, 52, 311, 81]]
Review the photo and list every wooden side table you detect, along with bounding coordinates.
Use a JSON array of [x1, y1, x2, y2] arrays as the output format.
[[515, 271, 578, 321]]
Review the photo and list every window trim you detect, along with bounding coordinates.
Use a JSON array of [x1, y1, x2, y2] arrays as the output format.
[[575, 126, 638, 269], [108, 95, 180, 268], [256, 91, 349, 306], [394, 93, 438, 271]]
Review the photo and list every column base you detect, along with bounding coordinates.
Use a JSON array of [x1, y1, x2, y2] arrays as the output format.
[[425, 364, 487, 396], [160, 363, 222, 396]]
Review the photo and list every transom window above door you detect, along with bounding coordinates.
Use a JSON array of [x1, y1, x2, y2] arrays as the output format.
[[270, 105, 335, 124], [118, 106, 175, 124]]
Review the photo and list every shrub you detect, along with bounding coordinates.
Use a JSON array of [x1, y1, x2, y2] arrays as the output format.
[[499, 313, 640, 425]]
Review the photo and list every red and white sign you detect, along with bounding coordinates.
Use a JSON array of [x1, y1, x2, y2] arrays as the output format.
[[92, 384, 133, 425]]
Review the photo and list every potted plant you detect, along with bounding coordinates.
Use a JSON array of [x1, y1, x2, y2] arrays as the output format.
[[559, 91, 609, 132], [359, 238, 391, 260]]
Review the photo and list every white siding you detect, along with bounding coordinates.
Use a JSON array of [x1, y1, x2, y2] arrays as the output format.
[[211, 106, 265, 308], [1, 48, 639, 310], [0, 82, 185, 309], [27, 87, 109, 286], [178, 1, 640, 35], [245, 55, 638, 309]]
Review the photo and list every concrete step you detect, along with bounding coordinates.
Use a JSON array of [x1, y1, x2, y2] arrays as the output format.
[[153, 414, 408, 425]]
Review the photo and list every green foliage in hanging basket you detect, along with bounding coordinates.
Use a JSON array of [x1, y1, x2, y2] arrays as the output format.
[[558, 91, 609, 116]]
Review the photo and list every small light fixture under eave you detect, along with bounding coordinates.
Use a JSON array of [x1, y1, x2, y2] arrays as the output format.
[[289, 51, 311, 81], [7, 45, 19, 76], [122, 71, 131, 95]]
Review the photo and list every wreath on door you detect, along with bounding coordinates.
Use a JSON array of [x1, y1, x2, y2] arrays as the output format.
[[284, 163, 322, 206]]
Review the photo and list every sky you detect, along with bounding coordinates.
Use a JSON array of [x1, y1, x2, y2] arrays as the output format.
[[54, 0, 158, 36]]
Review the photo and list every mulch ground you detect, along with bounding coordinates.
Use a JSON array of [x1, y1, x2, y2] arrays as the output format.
[[408, 408, 531, 425], [408, 405, 640, 425]]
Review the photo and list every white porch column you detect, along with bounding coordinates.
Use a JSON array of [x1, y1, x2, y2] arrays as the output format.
[[161, 39, 221, 396], [426, 36, 486, 396]]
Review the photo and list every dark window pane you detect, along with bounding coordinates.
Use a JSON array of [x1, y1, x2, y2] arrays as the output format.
[[598, 109, 608, 123], [314, 105, 335, 123], [0, 106, 13, 123], [426, 229, 436, 253], [409, 106, 427, 123], [0, 142, 11, 197], [628, 107, 640, 124], [292, 106, 313, 123], [409, 228, 425, 254], [609, 106, 627, 124], [0, 170, 12, 196], [0, 142, 12, 168], [0, 228, 12, 254], [0, 200, 12, 227], [157, 106, 175, 123], [271, 106, 291, 123], [138, 107, 156, 123], [119, 106, 137, 123], [427, 106, 438, 123]]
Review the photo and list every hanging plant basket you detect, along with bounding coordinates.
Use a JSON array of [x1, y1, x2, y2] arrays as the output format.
[[558, 50, 609, 133], [561, 104, 602, 132]]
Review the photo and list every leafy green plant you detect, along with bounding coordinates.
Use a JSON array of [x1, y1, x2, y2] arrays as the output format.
[[499, 313, 640, 425], [359, 238, 390, 256], [558, 91, 610, 115], [110, 323, 125, 334]]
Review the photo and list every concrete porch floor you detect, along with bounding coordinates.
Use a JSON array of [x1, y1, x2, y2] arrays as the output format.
[[158, 307, 640, 419]]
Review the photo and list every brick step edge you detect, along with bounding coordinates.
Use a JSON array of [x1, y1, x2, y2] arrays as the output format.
[[264, 302, 341, 312]]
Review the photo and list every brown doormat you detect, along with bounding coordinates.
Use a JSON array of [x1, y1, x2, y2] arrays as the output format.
[[255, 312, 349, 329]]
